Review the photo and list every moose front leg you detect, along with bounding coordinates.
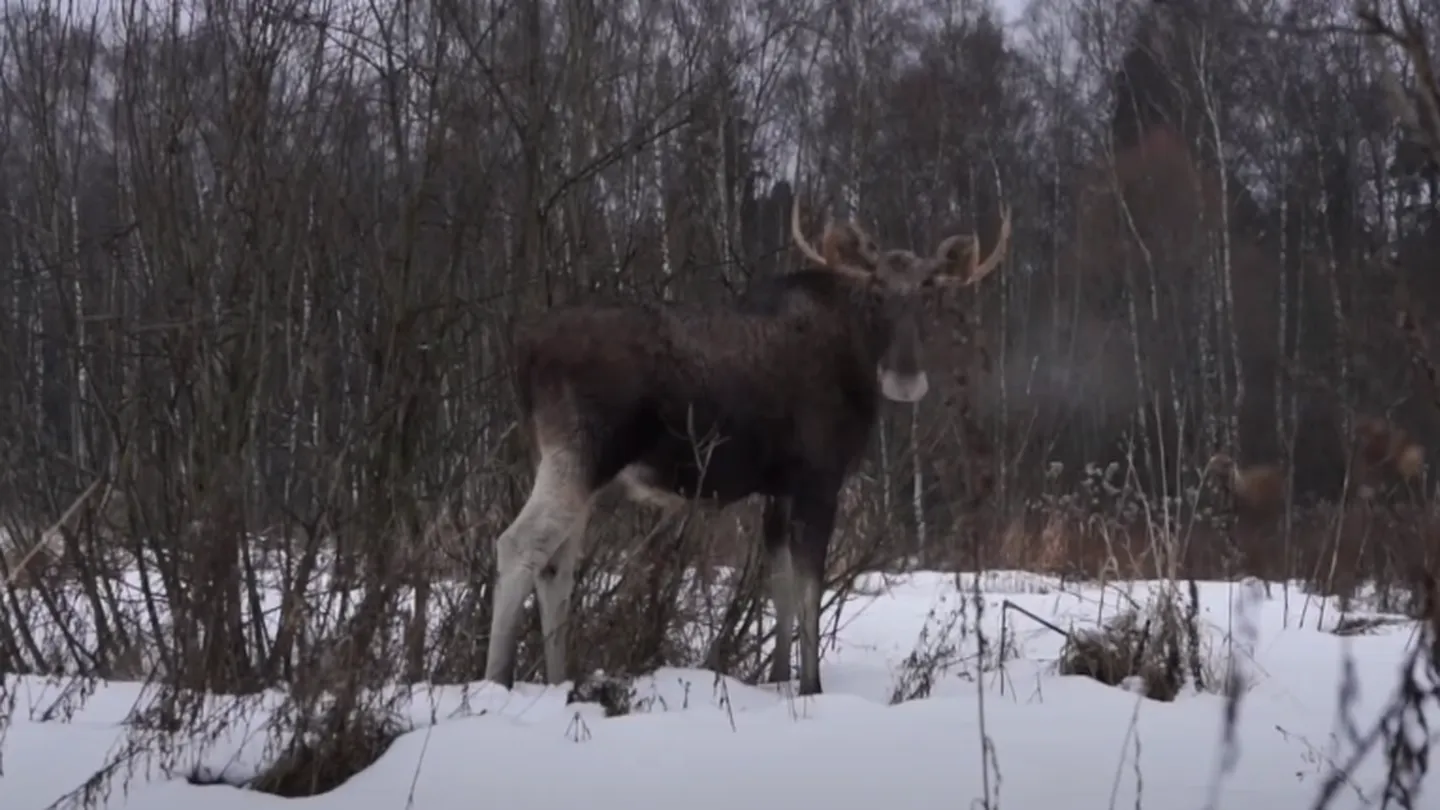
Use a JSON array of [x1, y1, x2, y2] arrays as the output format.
[[788, 488, 839, 697], [761, 496, 796, 685]]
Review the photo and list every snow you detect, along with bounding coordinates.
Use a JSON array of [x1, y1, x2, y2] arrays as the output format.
[[4, 571, 1437, 809]]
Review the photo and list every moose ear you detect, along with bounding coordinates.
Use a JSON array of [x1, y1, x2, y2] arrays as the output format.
[[821, 222, 880, 270]]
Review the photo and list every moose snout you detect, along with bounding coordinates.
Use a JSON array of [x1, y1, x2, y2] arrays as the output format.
[[879, 369, 930, 402]]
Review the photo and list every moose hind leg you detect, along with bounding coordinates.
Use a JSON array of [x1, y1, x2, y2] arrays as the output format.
[[790, 490, 838, 697], [485, 450, 589, 689], [534, 526, 584, 686], [761, 497, 796, 685]]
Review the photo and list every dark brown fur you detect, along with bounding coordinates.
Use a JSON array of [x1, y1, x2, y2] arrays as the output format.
[[514, 271, 889, 503]]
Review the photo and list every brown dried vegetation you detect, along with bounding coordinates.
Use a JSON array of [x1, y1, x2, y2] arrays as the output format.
[[1206, 453, 1287, 515], [1355, 415, 1427, 496]]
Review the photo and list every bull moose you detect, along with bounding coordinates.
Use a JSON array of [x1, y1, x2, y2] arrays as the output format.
[[484, 193, 1012, 696]]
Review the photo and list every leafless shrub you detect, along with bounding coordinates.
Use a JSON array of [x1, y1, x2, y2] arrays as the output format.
[[5, 0, 1440, 805], [1315, 571, 1440, 810], [888, 581, 1020, 705], [1053, 582, 1242, 703], [0, 0, 920, 803], [567, 670, 638, 718], [238, 709, 404, 797], [1057, 604, 1185, 702]]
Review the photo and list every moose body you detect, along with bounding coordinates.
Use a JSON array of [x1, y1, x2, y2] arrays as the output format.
[[515, 276, 883, 503], [484, 198, 1011, 696]]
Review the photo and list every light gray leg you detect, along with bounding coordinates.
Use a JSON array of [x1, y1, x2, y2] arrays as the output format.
[[768, 545, 796, 684], [489, 528, 520, 673], [485, 519, 556, 688], [535, 530, 582, 686], [795, 569, 823, 695], [484, 452, 586, 689], [760, 497, 795, 685]]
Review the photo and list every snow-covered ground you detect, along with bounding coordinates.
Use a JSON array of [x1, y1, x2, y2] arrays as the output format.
[[4, 571, 1436, 809]]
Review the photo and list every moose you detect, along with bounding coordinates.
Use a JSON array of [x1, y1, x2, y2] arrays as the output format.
[[483, 193, 1012, 696]]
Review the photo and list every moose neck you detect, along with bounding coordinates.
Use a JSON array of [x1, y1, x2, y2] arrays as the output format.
[[840, 278, 895, 375], [740, 268, 894, 391]]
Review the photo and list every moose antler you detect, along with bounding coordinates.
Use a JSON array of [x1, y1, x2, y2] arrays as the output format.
[[789, 198, 874, 282], [935, 204, 1013, 287]]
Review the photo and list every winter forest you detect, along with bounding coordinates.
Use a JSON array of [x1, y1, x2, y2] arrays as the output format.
[[3, 0, 1440, 753]]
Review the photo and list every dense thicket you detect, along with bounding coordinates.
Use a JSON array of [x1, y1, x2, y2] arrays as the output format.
[[1, 0, 1438, 729]]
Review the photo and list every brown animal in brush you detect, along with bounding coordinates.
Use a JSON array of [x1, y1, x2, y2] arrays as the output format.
[[1206, 453, 1286, 515], [481, 193, 1012, 696], [1354, 416, 1426, 498]]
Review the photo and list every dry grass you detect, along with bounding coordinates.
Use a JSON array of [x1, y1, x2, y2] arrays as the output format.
[[963, 497, 1439, 609], [1055, 599, 1219, 702], [7, 456, 1440, 808]]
